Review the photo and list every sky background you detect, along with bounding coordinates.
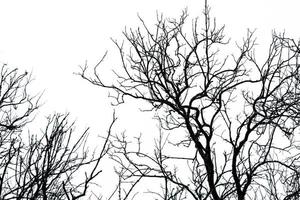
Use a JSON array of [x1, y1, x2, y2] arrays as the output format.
[[0, 0, 299, 197], [0, 0, 299, 132]]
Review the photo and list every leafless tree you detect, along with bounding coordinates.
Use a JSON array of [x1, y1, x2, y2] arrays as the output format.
[[80, 1, 300, 200], [0, 64, 114, 199]]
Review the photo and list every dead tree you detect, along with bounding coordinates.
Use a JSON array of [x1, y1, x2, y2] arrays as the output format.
[[80, 1, 300, 200], [0, 64, 114, 199]]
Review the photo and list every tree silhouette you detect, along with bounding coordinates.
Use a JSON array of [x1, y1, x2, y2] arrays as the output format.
[[80, 1, 300, 200], [0, 64, 114, 199]]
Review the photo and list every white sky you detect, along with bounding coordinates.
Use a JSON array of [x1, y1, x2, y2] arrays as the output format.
[[0, 0, 299, 130], [0, 0, 299, 198]]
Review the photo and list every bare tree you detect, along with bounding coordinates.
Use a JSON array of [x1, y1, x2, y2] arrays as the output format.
[[80, 1, 300, 200], [0, 64, 114, 199]]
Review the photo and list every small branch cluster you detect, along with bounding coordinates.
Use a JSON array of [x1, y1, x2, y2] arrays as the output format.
[[0, 64, 114, 199]]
